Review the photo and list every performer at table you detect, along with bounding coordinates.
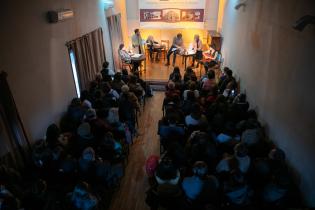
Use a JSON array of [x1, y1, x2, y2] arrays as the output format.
[[146, 35, 162, 61], [166, 33, 184, 66], [118, 43, 140, 73], [131, 29, 144, 54], [191, 34, 203, 67]]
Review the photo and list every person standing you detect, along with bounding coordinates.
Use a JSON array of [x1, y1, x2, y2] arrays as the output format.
[[192, 34, 203, 67], [166, 33, 184, 66], [131, 29, 144, 54]]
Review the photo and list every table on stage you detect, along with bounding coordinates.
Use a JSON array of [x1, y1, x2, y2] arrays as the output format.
[[130, 53, 146, 73], [179, 50, 196, 69]]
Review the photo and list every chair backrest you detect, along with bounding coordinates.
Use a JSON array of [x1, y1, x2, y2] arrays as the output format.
[[161, 40, 170, 50]]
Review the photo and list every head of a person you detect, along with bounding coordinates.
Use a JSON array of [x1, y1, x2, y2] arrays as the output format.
[[82, 147, 95, 161], [147, 35, 153, 41], [177, 33, 182, 39], [101, 82, 111, 94], [226, 69, 233, 78], [85, 108, 97, 120], [194, 34, 200, 41], [119, 43, 124, 50], [113, 72, 122, 81], [134, 28, 140, 36], [234, 143, 248, 158], [186, 66, 193, 74], [223, 67, 230, 75], [173, 66, 180, 74], [187, 91, 196, 101], [207, 70, 215, 79], [167, 81, 176, 90], [121, 85, 130, 94], [155, 157, 178, 181], [102, 61, 109, 69], [269, 147, 286, 162], [189, 82, 196, 91], [193, 161, 208, 178], [77, 122, 93, 139], [122, 68, 128, 76], [72, 182, 89, 199], [129, 75, 137, 84]]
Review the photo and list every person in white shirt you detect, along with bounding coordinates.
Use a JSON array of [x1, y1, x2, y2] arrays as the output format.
[[131, 29, 144, 54], [166, 33, 184, 66], [118, 43, 140, 72], [192, 34, 203, 67]]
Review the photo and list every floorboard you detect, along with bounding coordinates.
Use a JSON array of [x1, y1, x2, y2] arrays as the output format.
[[109, 92, 164, 210]]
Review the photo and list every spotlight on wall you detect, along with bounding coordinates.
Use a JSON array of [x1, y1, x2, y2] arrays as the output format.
[[292, 15, 315, 32]]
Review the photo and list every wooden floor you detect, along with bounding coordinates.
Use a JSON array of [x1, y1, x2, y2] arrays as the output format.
[[140, 55, 205, 81], [109, 92, 164, 210]]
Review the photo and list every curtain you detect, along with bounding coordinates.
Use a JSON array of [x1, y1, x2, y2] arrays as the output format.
[[66, 28, 106, 91], [0, 72, 31, 169], [107, 14, 123, 71]]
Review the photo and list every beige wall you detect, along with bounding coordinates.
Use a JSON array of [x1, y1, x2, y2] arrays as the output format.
[[221, 0, 315, 206], [0, 0, 113, 141], [125, 0, 219, 46]]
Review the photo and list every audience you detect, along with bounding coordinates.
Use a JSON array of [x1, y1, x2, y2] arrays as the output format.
[[145, 65, 301, 210], [0, 62, 301, 210]]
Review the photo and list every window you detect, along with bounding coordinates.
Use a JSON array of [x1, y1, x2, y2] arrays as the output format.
[[69, 50, 81, 98]]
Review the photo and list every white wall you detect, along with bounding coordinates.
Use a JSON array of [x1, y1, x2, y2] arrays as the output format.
[[125, 0, 219, 45], [0, 0, 113, 141], [221, 0, 315, 206]]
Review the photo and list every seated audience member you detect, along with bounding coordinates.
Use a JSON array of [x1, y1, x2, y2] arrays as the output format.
[[111, 72, 125, 94], [183, 67, 196, 83], [146, 35, 161, 61], [183, 82, 199, 100], [69, 182, 98, 210], [118, 43, 140, 73], [165, 81, 180, 103], [76, 122, 95, 157], [181, 91, 197, 116], [216, 143, 251, 174], [218, 68, 236, 94], [100, 61, 112, 82], [78, 147, 97, 182], [155, 157, 180, 185], [183, 161, 219, 201], [128, 75, 144, 99], [121, 68, 130, 84], [223, 170, 251, 206], [169, 66, 182, 82], [84, 108, 113, 140], [101, 82, 119, 105], [185, 103, 208, 127], [0, 185, 19, 210], [201, 69, 217, 93], [119, 85, 140, 136]]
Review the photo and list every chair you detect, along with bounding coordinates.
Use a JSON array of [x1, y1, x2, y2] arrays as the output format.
[[160, 40, 170, 61]]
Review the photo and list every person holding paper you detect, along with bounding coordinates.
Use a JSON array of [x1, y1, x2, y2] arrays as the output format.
[[131, 29, 144, 54], [118, 43, 140, 73], [146, 35, 161, 61], [166, 33, 184, 66]]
